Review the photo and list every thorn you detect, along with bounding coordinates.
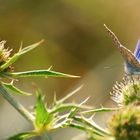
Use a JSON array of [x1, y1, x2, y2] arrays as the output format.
[[100, 104, 104, 108], [19, 41, 23, 52], [89, 114, 95, 121], [79, 96, 90, 105], [48, 65, 53, 71], [10, 80, 14, 85], [53, 91, 57, 103], [57, 85, 84, 104]]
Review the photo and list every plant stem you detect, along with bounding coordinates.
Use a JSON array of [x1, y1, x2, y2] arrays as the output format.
[[41, 132, 52, 140], [0, 86, 34, 122], [50, 103, 91, 114], [73, 116, 111, 136], [67, 122, 104, 137], [82, 107, 119, 114]]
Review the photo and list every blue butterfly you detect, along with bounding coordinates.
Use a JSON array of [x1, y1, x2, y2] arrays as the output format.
[[104, 24, 140, 75]]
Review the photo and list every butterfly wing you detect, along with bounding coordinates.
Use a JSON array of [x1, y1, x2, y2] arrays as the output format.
[[119, 45, 140, 68], [104, 24, 121, 48], [104, 24, 140, 69], [134, 39, 140, 61]]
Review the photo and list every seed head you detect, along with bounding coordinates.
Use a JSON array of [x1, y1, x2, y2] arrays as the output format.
[[108, 105, 140, 140], [110, 76, 140, 106]]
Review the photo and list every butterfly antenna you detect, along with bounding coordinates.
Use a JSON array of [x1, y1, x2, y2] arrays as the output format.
[[104, 24, 122, 48]]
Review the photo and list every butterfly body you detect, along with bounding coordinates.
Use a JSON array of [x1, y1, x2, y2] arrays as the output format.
[[104, 24, 140, 75], [124, 60, 140, 75]]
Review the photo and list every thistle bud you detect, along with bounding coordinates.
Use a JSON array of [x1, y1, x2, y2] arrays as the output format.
[[111, 76, 140, 106], [108, 105, 140, 140], [0, 40, 13, 72]]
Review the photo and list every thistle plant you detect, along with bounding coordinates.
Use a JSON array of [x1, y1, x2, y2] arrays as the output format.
[[111, 76, 140, 106], [7, 86, 92, 140], [108, 104, 140, 140], [0, 39, 83, 139], [67, 75, 140, 140], [68, 24, 140, 140], [2, 24, 140, 140]]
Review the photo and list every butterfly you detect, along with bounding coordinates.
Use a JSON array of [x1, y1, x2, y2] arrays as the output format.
[[104, 24, 140, 75]]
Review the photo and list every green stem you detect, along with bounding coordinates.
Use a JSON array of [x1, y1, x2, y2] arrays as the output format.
[[82, 107, 119, 114], [73, 116, 111, 136], [67, 123, 104, 137], [0, 86, 34, 122], [41, 132, 52, 140], [50, 103, 91, 114]]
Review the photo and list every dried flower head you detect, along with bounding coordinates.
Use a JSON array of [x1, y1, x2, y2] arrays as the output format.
[[110, 76, 140, 106], [0, 40, 13, 71], [108, 105, 140, 140]]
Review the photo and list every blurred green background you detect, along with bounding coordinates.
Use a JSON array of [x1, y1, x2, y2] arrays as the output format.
[[0, 0, 140, 139]]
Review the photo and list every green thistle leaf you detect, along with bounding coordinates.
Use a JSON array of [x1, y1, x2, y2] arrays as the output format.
[[68, 97, 89, 118], [18, 40, 44, 55], [82, 107, 119, 114], [6, 131, 37, 140], [35, 90, 53, 131], [3, 70, 80, 78], [2, 81, 31, 96], [50, 103, 91, 114], [0, 40, 44, 71]]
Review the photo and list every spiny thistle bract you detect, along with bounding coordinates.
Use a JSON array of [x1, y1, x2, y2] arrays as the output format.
[[110, 76, 140, 106], [108, 104, 140, 140]]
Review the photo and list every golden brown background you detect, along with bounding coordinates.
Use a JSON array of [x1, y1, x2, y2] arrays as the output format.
[[0, 1, 140, 140]]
